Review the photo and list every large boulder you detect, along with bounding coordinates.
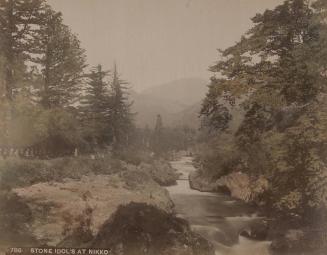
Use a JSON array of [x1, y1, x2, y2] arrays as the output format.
[[239, 219, 269, 241], [216, 173, 268, 203], [138, 160, 179, 186], [216, 172, 252, 201], [91, 202, 215, 255], [189, 171, 268, 203]]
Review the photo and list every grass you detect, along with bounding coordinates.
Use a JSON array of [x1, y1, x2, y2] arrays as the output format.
[[0, 155, 122, 191]]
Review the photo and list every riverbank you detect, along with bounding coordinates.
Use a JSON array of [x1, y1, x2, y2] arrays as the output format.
[[0, 155, 213, 255]]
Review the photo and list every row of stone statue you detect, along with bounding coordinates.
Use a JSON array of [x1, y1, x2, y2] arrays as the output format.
[[0, 146, 81, 159]]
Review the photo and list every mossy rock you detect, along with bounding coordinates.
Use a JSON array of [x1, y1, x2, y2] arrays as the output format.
[[91, 202, 214, 255]]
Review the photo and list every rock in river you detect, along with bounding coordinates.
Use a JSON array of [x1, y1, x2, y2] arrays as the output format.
[[91, 202, 215, 255], [190, 171, 268, 203]]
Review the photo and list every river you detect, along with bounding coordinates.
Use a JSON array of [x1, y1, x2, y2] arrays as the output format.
[[166, 156, 272, 255]]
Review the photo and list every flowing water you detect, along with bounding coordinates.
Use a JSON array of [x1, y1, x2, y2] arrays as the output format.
[[166, 156, 272, 255]]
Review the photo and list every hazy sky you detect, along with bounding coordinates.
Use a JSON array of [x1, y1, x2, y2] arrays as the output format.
[[47, 0, 283, 91]]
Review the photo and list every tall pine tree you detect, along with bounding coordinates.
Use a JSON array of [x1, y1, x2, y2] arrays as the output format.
[[0, 0, 47, 147], [0, 0, 46, 101], [109, 64, 134, 149], [80, 64, 111, 147], [32, 7, 86, 108]]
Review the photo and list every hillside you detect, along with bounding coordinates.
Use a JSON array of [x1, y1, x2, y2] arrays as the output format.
[[141, 78, 208, 106], [170, 102, 202, 129], [132, 78, 207, 128]]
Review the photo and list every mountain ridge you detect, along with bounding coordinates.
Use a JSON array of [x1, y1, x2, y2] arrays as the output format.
[[131, 77, 208, 128]]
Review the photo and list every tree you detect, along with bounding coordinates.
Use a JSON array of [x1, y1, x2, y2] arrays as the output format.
[[0, 1, 88, 155], [152, 114, 164, 155], [109, 64, 134, 149], [80, 64, 111, 147], [0, 0, 46, 101], [32, 7, 86, 108], [200, 80, 232, 132], [203, 0, 325, 160], [0, 0, 47, 147]]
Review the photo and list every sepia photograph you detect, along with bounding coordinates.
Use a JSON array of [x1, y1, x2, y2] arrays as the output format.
[[0, 0, 326, 254]]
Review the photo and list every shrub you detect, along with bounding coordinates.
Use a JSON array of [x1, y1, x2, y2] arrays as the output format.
[[194, 134, 242, 180], [114, 149, 153, 166]]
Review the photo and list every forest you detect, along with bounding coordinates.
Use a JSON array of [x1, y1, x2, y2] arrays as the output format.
[[0, 0, 194, 159], [0, 0, 326, 254]]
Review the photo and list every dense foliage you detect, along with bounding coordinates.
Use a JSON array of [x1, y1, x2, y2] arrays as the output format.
[[0, 0, 134, 156], [199, 0, 327, 248]]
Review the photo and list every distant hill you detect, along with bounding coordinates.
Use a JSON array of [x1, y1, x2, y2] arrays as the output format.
[[170, 101, 202, 129], [141, 78, 208, 107], [131, 78, 207, 128]]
